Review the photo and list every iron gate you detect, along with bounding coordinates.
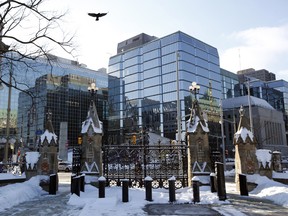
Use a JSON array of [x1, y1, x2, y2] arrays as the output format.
[[103, 142, 188, 188]]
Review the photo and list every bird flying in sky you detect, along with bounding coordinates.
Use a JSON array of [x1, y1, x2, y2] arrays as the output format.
[[88, 12, 108, 21]]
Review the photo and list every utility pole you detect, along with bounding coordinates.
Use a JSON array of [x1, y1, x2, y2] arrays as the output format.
[[176, 51, 181, 144]]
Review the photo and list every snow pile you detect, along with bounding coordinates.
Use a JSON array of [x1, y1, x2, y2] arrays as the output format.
[[25, 152, 40, 169], [68, 185, 227, 216], [249, 174, 288, 207], [255, 149, 272, 168], [0, 176, 47, 212], [234, 126, 254, 142]]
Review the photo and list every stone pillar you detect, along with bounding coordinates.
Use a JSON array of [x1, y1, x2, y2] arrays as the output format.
[[58, 122, 68, 161]]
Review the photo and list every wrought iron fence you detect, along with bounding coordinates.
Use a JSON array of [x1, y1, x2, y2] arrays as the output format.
[[102, 142, 188, 188]]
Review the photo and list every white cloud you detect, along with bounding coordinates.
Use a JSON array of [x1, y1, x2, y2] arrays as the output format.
[[219, 24, 288, 81]]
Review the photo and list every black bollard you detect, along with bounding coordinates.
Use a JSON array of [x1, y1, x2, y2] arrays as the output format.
[[210, 173, 217, 193], [145, 176, 153, 202], [122, 179, 129, 202], [239, 174, 249, 196], [71, 174, 76, 194], [168, 176, 176, 202], [73, 176, 80, 197], [80, 174, 85, 192], [216, 162, 227, 201], [98, 176, 106, 198], [192, 176, 200, 203], [49, 174, 57, 195]]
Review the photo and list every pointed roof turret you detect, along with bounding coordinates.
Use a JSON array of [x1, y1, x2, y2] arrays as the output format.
[[81, 101, 103, 134], [40, 110, 58, 145], [81, 83, 103, 135], [234, 105, 254, 142], [186, 82, 209, 133]]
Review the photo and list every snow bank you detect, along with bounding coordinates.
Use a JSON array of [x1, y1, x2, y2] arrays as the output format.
[[0, 176, 47, 212]]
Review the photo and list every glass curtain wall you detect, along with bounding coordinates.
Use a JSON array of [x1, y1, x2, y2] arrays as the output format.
[[108, 31, 221, 145]]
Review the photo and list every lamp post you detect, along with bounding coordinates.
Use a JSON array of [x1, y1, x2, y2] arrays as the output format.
[[245, 79, 254, 134], [176, 52, 181, 144], [219, 99, 226, 171]]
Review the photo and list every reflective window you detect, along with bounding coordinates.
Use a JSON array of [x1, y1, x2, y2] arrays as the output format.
[[124, 73, 139, 84], [143, 67, 161, 79], [162, 53, 177, 65], [143, 49, 160, 61], [196, 57, 209, 68], [163, 82, 176, 93], [196, 49, 208, 60], [143, 58, 160, 70], [163, 92, 177, 103], [126, 82, 140, 92], [143, 86, 160, 97], [144, 76, 160, 88], [161, 43, 178, 55], [162, 62, 176, 75]]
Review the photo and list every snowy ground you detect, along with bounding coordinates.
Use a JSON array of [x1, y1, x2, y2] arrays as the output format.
[[0, 172, 288, 215]]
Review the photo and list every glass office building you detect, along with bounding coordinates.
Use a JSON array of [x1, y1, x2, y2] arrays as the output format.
[[0, 53, 107, 160], [17, 74, 108, 151], [108, 31, 221, 144]]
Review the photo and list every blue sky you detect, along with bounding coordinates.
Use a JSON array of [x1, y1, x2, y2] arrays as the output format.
[[45, 0, 288, 81]]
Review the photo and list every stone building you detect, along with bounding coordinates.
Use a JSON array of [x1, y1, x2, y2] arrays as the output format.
[[80, 96, 103, 178], [186, 93, 210, 186]]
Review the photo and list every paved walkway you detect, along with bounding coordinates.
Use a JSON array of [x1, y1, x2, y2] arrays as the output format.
[[1, 184, 82, 216], [143, 192, 288, 216]]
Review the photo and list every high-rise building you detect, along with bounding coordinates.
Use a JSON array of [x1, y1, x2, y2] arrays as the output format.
[[0, 53, 108, 160], [237, 68, 276, 82], [108, 31, 222, 145]]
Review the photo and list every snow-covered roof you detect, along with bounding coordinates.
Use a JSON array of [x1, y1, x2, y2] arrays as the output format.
[[81, 101, 103, 134], [81, 118, 103, 134], [234, 126, 254, 142], [186, 115, 209, 133], [40, 129, 58, 144], [222, 95, 274, 110], [256, 149, 272, 168]]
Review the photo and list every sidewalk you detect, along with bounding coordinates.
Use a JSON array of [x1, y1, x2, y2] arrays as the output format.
[[143, 180, 288, 216]]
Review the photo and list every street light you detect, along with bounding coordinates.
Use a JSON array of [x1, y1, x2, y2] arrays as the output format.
[[88, 82, 98, 107], [88, 82, 98, 98], [189, 82, 200, 100]]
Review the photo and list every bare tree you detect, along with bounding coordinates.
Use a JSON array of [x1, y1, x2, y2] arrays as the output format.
[[0, 0, 75, 91], [0, 0, 75, 162]]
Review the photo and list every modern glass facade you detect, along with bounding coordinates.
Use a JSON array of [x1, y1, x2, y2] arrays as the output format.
[[17, 74, 108, 151], [220, 68, 239, 99], [0, 53, 108, 160], [108, 31, 221, 144]]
